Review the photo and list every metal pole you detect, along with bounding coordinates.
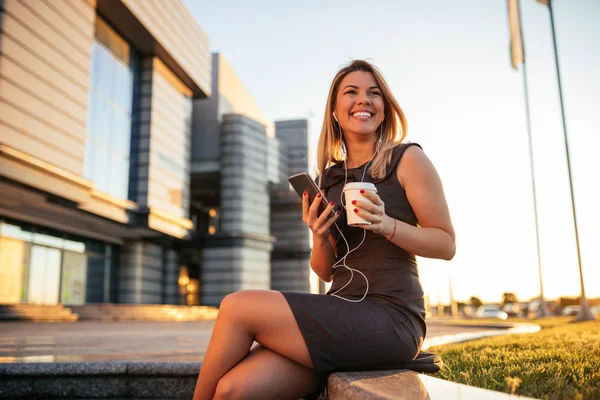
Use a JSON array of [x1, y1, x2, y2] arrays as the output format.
[[517, 0, 550, 318], [545, 0, 593, 321], [448, 276, 458, 318]]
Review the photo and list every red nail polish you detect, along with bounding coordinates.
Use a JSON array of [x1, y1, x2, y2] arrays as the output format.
[[303, 191, 307, 196], [330, 201, 335, 206], [360, 189, 365, 194], [336, 211, 340, 216], [351, 200, 356, 205], [317, 194, 322, 198], [354, 208, 358, 213]]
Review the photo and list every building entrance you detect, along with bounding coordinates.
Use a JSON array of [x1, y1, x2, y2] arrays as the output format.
[[27, 245, 62, 305]]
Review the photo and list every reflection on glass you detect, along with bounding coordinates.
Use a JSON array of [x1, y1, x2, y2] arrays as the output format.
[[83, 17, 137, 200]]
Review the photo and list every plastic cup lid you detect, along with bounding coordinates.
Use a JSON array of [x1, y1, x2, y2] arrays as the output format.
[[343, 182, 377, 192]]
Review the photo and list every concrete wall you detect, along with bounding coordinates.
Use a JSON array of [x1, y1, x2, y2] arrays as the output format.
[[0, 0, 96, 175]]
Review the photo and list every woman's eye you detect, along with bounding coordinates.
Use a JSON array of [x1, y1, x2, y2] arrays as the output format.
[[369, 92, 380, 96], [345, 90, 357, 95]]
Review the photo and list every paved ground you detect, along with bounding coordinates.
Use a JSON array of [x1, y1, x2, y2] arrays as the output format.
[[0, 320, 497, 363]]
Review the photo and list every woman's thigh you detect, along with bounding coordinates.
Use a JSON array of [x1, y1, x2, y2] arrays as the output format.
[[214, 345, 319, 400], [219, 290, 312, 368]]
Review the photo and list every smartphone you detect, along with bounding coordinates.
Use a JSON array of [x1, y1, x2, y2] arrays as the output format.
[[288, 172, 334, 216]]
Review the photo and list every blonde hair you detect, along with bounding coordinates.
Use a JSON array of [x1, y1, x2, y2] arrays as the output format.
[[317, 60, 408, 186]]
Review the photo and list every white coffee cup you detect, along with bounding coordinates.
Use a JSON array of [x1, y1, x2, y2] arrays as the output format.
[[343, 182, 378, 226]]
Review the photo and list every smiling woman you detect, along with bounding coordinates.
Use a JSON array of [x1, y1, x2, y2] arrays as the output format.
[[192, 60, 455, 400]]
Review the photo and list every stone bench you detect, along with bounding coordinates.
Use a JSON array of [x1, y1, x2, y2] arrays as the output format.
[[328, 369, 537, 399]]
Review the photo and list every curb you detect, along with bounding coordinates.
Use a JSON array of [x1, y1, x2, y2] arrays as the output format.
[[422, 322, 540, 349]]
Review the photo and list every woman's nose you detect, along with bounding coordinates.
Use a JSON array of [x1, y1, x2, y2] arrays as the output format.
[[356, 93, 371, 105]]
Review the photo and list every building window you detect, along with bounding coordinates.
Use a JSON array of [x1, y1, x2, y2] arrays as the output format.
[[84, 17, 139, 199]]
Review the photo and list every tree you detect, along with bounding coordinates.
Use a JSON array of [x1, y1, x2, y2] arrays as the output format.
[[469, 296, 482, 307], [502, 292, 518, 306]]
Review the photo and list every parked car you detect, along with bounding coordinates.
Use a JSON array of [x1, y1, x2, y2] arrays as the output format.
[[502, 303, 523, 318], [562, 305, 581, 316], [476, 305, 508, 320]]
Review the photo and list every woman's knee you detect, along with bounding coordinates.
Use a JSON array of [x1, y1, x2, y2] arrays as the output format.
[[219, 290, 270, 317], [213, 376, 241, 400], [219, 290, 254, 316]]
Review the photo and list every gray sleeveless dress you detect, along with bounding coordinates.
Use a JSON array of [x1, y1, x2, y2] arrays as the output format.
[[280, 142, 427, 399]]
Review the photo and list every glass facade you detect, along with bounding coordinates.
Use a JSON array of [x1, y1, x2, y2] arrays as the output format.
[[0, 220, 119, 305], [84, 17, 139, 199]]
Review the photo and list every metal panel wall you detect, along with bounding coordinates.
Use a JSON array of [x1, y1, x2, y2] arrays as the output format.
[[270, 119, 311, 293], [0, 0, 95, 174], [118, 0, 211, 97], [118, 240, 163, 304]]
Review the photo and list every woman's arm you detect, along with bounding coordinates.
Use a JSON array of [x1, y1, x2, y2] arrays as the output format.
[[309, 234, 337, 282], [390, 145, 456, 260], [353, 145, 455, 260]]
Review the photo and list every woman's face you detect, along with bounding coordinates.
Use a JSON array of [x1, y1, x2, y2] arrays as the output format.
[[333, 71, 385, 138]]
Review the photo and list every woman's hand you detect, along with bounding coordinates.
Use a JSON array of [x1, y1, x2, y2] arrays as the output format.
[[302, 192, 340, 240], [351, 190, 394, 237]]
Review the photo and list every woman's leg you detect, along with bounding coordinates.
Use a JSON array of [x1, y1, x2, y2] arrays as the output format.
[[192, 290, 314, 400], [213, 344, 319, 400]]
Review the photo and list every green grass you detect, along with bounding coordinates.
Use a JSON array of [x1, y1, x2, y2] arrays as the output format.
[[427, 318, 600, 400]]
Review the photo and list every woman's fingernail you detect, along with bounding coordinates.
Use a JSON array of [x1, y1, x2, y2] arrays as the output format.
[[353, 208, 358, 213], [317, 194, 322, 198], [336, 211, 340, 216], [360, 189, 365, 194], [351, 200, 356, 205], [330, 201, 335, 206], [303, 191, 307, 196]]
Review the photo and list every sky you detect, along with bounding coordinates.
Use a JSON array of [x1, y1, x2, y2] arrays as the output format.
[[183, 0, 599, 304]]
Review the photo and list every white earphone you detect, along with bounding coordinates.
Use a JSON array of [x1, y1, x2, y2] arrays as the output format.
[[326, 114, 386, 303]]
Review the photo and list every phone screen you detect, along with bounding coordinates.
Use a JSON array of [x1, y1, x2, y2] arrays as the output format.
[[288, 173, 332, 215]]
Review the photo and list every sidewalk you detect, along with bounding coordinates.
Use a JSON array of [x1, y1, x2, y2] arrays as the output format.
[[0, 320, 499, 363], [0, 319, 539, 399]]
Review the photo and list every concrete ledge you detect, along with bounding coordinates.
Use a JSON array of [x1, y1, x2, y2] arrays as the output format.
[[0, 362, 200, 399], [328, 369, 537, 399]]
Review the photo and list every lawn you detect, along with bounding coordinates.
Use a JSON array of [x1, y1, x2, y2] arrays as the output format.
[[427, 317, 600, 400]]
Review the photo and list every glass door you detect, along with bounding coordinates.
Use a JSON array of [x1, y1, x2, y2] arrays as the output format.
[[27, 245, 62, 305], [60, 251, 87, 305]]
